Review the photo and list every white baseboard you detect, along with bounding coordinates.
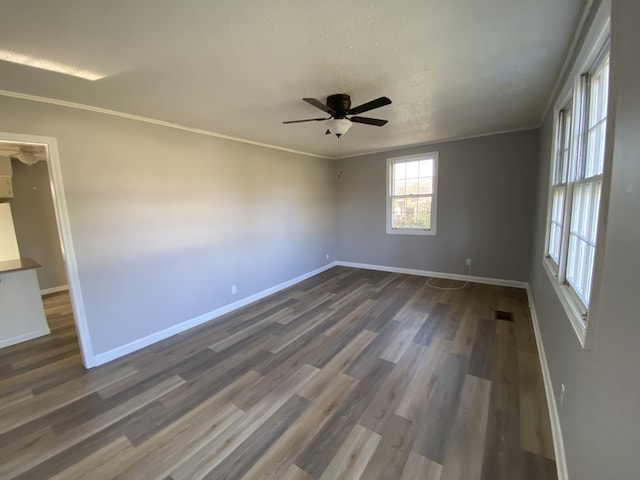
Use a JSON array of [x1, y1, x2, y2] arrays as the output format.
[[526, 286, 568, 480], [335, 261, 528, 289], [41, 284, 69, 295], [88, 260, 525, 366], [91, 262, 338, 366], [0, 328, 51, 349]]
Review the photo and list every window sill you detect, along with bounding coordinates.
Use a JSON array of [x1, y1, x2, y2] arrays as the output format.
[[542, 258, 588, 348], [386, 228, 436, 236]]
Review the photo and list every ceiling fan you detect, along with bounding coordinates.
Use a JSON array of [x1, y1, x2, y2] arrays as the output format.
[[283, 94, 392, 137], [0, 144, 46, 165]]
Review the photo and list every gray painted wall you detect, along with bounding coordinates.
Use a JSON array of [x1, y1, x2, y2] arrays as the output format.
[[528, 1, 640, 478], [335, 130, 539, 282], [10, 158, 67, 290], [0, 96, 336, 356]]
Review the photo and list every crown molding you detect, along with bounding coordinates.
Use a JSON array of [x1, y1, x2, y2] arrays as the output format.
[[334, 125, 540, 160], [0, 89, 331, 160]]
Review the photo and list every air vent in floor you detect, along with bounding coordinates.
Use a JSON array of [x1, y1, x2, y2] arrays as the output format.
[[495, 310, 514, 322]]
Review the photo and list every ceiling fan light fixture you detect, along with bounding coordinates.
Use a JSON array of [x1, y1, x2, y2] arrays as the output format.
[[15, 152, 40, 166], [327, 118, 352, 137]]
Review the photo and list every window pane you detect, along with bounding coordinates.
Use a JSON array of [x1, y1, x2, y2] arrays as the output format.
[[585, 122, 606, 177], [561, 107, 572, 183], [549, 223, 562, 265], [584, 55, 609, 178], [406, 161, 420, 179], [553, 105, 572, 185], [391, 197, 406, 228], [407, 197, 419, 227], [391, 195, 432, 229], [548, 186, 565, 264], [419, 176, 432, 194], [419, 159, 433, 177], [566, 179, 602, 307], [394, 162, 406, 180], [406, 177, 419, 195], [393, 179, 406, 196], [571, 180, 601, 244], [566, 235, 596, 308], [416, 196, 432, 229], [551, 187, 565, 224]]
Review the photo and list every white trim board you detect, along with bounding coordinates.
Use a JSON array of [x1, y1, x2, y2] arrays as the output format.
[[0, 328, 51, 349], [527, 286, 569, 480], [92, 262, 337, 366], [41, 284, 69, 295], [335, 261, 528, 289]]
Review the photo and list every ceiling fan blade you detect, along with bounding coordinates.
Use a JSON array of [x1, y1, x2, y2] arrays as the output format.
[[348, 96, 392, 115], [350, 116, 388, 126], [283, 117, 330, 124], [303, 98, 336, 115]]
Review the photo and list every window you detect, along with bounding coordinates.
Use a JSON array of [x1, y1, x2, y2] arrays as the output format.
[[544, 35, 610, 345], [386, 153, 438, 235], [548, 104, 572, 265]]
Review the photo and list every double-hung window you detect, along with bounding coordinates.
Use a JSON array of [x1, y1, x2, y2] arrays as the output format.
[[386, 153, 438, 235], [544, 38, 610, 345]]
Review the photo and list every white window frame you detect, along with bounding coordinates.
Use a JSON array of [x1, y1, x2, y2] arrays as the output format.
[[386, 152, 438, 236], [542, 4, 611, 348]]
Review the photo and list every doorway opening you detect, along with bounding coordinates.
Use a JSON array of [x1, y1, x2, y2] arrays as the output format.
[[0, 132, 93, 367]]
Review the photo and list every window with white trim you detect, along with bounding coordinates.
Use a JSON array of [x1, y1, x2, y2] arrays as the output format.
[[386, 153, 438, 235], [544, 39, 610, 344]]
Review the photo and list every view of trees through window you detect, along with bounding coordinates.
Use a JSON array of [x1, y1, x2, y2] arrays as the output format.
[[391, 159, 433, 229]]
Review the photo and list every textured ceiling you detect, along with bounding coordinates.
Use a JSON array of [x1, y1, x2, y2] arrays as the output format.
[[0, 0, 585, 158]]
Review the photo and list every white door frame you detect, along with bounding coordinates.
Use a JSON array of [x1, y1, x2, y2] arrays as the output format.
[[0, 132, 94, 367]]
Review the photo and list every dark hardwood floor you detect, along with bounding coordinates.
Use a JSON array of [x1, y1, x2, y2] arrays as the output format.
[[0, 267, 557, 479]]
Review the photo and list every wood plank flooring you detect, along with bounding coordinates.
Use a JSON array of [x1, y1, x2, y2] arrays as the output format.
[[0, 267, 557, 479]]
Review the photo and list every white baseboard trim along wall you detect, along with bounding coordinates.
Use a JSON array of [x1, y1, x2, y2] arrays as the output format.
[[335, 261, 529, 289], [92, 260, 527, 365], [40, 284, 69, 295], [0, 328, 51, 349], [91, 263, 338, 366], [526, 286, 569, 480]]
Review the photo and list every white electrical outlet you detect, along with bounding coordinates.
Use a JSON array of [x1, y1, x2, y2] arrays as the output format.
[[560, 383, 566, 405], [231, 285, 237, 295], [326, 253, 330, 260], [466, 258, 472, 266]]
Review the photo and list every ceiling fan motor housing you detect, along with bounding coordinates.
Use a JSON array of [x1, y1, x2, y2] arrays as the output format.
[[282, 94, 390, 130], [327, 94, 351, 118]]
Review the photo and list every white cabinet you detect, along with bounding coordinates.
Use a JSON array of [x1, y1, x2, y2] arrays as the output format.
[[0, 259, 49, 349]]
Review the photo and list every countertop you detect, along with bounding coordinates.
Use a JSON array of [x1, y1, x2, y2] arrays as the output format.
[[0, 258, 41, 274]]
